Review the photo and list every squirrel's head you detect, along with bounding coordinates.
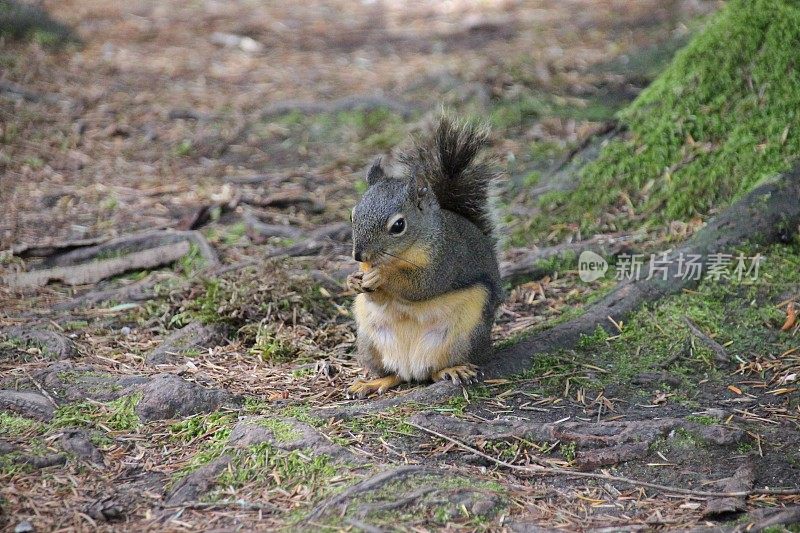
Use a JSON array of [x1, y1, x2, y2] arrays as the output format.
[[350, 159, 439, 268]]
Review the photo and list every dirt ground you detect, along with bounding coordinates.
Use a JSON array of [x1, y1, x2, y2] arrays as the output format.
[[2, 0, 799, 531]]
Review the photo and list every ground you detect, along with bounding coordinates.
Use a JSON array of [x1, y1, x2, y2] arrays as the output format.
[[1, 0, 800, 531]]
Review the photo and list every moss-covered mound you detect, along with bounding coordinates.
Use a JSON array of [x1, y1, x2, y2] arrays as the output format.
[[556, 0, 800, 229]]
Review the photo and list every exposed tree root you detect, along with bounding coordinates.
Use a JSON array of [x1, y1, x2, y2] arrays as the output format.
[[405, 419, 800, 500], [35, 229, 218, 268], [212, 222, 351, 276], [3, 241, 191, 290], [240, 190, 324, 213], [304, 466, 430, 522], [4, 230, 219, 290], [733, 506, 800, 533], [500, 233, 637, 283], [10, 236, 109, 258], [242, 209, 305, 240], [52, 272, 177, 311], [703, 462, 754, 517], [1, 326, 77, 359], [407, 412, 744, 471], [483, 165, 800, 378]]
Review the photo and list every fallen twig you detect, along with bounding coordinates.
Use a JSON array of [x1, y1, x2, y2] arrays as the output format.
[[404, 419, 800, 499], [684, 317, 731, 364]]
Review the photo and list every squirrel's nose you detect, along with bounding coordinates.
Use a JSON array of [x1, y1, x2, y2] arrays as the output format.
[[353, 248, 364, 262]]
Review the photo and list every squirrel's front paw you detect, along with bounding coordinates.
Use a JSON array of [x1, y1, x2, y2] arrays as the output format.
[[361, 268, 383, 292], [347, 271, 366, 293], [347, 269, 383, 293]]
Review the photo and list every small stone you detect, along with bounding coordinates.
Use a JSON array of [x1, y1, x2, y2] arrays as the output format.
[[14, 521, 34, 533], [120, 326, 131, 336], [134, 374, 233, 421]]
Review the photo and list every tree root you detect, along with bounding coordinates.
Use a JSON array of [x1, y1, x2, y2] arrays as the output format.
[[483, 164, 800, 379], [405, 419, 800, 500], [703, 462, 754, 517], [4, 230, 218, 290], [240, 190, 324, 213], [35, 229, 218, 268], [407, 412, 744, 471], [3, 241, 191, 290], [684, 316, 731, 365], [52, 272, 177, 311], [736, 506, 800, 533], [304, 466, 429, 523], [500, 233, 637, 284]]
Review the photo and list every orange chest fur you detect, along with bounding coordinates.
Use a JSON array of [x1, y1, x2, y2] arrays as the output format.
[[353, 285, 487, 381]]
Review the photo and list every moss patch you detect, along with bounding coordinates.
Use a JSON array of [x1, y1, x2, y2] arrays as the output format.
[[52, 393, 141, 431], [256, 417, 301, 442], [319, 473, 507, 529], [539, 0, 800, 232], [551, 242, 800, 389], [0, 412, 38, 436]]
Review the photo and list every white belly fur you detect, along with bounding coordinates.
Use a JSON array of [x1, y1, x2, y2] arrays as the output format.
[[354, 285, 487, 382]]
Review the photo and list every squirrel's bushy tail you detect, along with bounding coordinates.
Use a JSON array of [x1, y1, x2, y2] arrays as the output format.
[[401, 116, 497, 238]]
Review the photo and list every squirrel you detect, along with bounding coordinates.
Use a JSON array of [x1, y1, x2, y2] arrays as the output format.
[[345, 116, 503, 398]]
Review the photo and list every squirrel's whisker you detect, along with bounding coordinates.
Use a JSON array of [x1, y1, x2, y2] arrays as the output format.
[[379, 250, 421, 269]]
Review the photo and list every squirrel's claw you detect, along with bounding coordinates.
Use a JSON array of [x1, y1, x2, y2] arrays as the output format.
[[347, 271, 366, 293], [346, 375, 402, 399], [347, 268, 383, 294], [432, 364, 479, 385], [361, 269, 383, 292]]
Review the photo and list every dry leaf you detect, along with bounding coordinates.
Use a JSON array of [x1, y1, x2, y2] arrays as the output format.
[[780, 302, 796, 331]]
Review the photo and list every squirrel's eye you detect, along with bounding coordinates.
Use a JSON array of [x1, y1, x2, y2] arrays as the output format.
[[389, 217, 406, 235]]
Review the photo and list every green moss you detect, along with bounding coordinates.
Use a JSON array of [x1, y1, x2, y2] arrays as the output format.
[[686, 415, 718, 426], [437, 385, 492, 415], [0, 412, 37, 436], [316, 473, 506, 529], [177, 242, 207, 276], [52, 393, 141, 431], [278, 405, 324, 427], [170, 411, 236, 442], [249, 323, 294, 362], [342, 411, 416, 439], [539, 0, 800, 232], [218, 442, 338, 490], [536, 243, 800, 389], [256, 418, 301, 442], [560, 441, 577, 464], [737, 442, 754, 454]]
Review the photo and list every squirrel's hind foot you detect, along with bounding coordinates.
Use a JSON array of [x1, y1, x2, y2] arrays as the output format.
[[346, 374, 402, 399], [431, 364, 478, 386]]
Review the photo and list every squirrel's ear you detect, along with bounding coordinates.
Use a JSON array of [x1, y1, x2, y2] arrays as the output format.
[[408, 172, 431, 206], [366, 158, 385, 186]]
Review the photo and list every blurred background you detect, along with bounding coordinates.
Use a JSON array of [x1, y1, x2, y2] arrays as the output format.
[[0, 0, 718, 252]]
